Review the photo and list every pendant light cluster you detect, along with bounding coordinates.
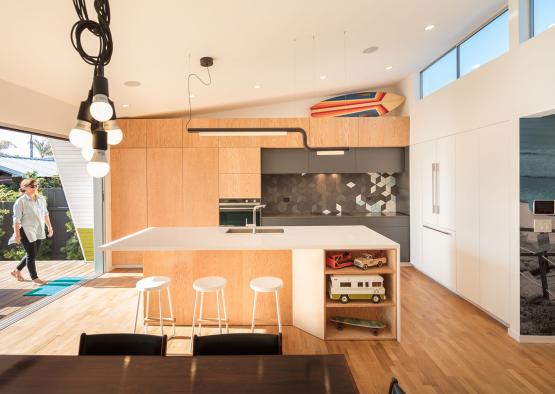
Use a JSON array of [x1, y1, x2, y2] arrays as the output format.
[[68, 0, 121, 178]]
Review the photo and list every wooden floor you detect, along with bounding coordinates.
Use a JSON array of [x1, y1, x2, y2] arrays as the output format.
[[0, 267, 554, 393], [0, 260, 94, 320]]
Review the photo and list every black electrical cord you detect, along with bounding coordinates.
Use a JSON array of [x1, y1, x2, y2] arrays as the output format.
[[71, 0, 113, 69], [185, 66, 212, 130]]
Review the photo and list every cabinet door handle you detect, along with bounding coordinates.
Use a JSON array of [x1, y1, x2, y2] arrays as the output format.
[[423, 224, 451, 236], [435, 162, 440, 215], [431, 163, 436, 214]]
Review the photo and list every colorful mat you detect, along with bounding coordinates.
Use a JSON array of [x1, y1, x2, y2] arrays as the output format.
[[23, 277, 87, 297]]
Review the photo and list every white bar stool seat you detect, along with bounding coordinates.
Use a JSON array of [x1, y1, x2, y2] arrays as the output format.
[[134, 276, 176, 338], [250, 276, 283, 333], [190, 276, 229, 352]]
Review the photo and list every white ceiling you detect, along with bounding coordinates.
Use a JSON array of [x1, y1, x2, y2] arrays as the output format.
[[0, 0, 505, 118]]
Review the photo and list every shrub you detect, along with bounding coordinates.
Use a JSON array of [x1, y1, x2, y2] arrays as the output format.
[[3, 247, 25, 261], [61, 211, 84, 260]]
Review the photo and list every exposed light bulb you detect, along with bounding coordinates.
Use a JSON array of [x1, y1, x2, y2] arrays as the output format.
[[69, 123, 92, 149], [425, 24, 435, 31], [104, 119, 123, 145], [90, 94, 113, 121], [81, 146, 94, 161], [87, 149, 110, 178]]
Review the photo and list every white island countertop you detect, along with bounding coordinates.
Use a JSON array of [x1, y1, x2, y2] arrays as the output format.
[[100, 226, 399, 251]]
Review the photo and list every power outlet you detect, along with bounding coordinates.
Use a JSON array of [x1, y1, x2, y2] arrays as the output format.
[[534, 219, 553, 233]]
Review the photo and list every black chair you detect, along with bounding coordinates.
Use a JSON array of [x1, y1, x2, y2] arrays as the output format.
[[192, 333, 282, 356], [388, 378, 405, 394], [78, 333, 167, 356]]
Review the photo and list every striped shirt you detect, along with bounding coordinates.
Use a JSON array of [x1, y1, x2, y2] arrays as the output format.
[[9, 194, 49, 244]]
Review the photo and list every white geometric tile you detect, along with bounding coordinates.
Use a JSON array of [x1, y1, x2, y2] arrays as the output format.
[[377, 200, 385, 206], [322, 209, 331, 215], [371, 185, 376, 193], [382, 188, 391, 197], [356, 194, 365, 206], [385, 200, 396, 212], [365, 203, 372, 212], [377, 179, 386, 187], [336, 203, 342, 213], [370, 173, 379, 183], [346, 182, 356, 188]]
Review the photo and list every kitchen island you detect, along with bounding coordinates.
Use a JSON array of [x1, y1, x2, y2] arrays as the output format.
[[101, 225, 400, 341]]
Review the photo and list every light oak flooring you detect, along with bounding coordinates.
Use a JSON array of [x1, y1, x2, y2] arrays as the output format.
[[0, 260, 93, 320], [0, 267, 554, 393]]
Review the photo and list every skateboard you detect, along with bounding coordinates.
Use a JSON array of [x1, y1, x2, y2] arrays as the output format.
[[329, 316, 386, 336]]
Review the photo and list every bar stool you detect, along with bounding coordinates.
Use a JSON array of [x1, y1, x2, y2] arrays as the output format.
[[250, 276, 283, 333], [190, 276, 229, 352], [134, 276, 176, 337]]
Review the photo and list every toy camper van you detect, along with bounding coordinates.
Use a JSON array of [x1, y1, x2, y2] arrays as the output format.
[[328, 275, 386, 304]]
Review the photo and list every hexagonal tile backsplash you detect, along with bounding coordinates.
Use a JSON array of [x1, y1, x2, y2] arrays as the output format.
[[262, 173, 398, 215]]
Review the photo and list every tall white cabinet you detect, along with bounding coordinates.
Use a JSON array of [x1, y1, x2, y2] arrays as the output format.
[[411, 124, 511, 323], [411, 136, 456, 291]]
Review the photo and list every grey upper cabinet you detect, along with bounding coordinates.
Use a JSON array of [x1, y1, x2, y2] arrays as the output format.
[[261, 148, 309, 174], [307, 149, 356, 173], [355, 148, 405, 173], [262, 147, 405, 174]]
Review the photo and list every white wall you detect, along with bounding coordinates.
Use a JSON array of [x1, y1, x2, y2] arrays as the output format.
[[397, 0, 555, 339], [199, 85, 403, 118], [0, 78, 76, 138]]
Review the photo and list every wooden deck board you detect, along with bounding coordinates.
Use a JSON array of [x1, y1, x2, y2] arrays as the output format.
[[0, 260, 94, 319], [0, 267, 553, 393]]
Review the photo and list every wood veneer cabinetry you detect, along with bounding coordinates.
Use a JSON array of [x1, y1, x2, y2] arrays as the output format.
[[309, 118, 359, 147], [110, 148, 147, 265], [146, 148, 184, 226], [146, 119, 182, 147], [113, 119, 147, 148], [183, 147, 219, 226]]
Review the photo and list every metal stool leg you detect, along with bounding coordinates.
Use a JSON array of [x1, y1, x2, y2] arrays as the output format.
[[167, 287, 176, 337], [133, 290, 141, 333], [251, 291, 258, 333], [198, 292, 205, 336], [144, 291, 150, 334], [275, 290, 282, 333], [190, 290, 199, 353], [221, 288, 229, 333], [216, 290, 222, 334], [158, 289, 164, 336]]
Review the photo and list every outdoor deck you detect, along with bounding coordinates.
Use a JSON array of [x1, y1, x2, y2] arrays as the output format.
[[0, 260, 94, 320]]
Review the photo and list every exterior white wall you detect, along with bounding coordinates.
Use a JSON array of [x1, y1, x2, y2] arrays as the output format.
[[397, 1, 555, 338], [0, 79, 76, 138], [49, 139, 94, 229]]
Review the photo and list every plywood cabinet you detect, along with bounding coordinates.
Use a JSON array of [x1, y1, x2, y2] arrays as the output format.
[[113, 119, 147, 148], [110, 148, 147, 265], [183, 119, 220, 147], [216, 118, 262, 148], [219, 174, 260, 198], [357, 117, 409, 147], [146, 148, 184, 226], [183, 147, 219, 226], [219, 148, 260, 174], [146, 119, 182, 147], [308, 117, 358, 147], [259, 118, 306, 148]]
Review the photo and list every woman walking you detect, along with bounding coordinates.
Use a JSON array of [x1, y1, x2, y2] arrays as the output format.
[[9, 178, 53, 285]]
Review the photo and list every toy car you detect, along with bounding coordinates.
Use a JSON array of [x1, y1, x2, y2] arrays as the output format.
[[354, 253, 387, 270], [326, 251, 354, 269], [328, 275, 386, 304]]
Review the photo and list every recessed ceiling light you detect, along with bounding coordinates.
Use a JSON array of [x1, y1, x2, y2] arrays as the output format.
[[425, 24, 436, 31], [254, 84, 261, 89], [385, 66, 393, 71], [123, 80, 141, 87], [320, 75, 327, 80], [362, 46, 379, 54], [189, 94, 195, 99], [122, 104, 129, 108], [472, 64, 481, 70]]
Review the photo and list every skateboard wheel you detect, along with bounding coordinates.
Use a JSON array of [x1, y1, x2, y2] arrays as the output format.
[[371, 295, 381, 304], [339, 295, 349, 304]]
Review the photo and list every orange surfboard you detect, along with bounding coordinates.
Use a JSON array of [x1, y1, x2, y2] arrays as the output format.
[[310, 91, 405, 117]]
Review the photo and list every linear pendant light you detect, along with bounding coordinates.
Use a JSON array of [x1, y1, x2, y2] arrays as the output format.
[[187, 127, 348, 154]]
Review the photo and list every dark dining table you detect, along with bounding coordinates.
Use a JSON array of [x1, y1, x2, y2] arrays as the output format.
[[0, 354, 359, 393]]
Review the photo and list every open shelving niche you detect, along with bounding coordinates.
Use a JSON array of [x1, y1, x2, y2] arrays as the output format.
[[324, 248, 398, 340]]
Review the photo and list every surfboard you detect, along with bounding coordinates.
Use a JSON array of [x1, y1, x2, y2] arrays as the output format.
[[310, 91, 405, 118]]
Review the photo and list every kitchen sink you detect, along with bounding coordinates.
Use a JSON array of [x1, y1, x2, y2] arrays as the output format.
[[225, 228, 285, 234]]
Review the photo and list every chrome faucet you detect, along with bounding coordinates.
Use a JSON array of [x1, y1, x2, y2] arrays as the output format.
[[252, 204, 266, 234]]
